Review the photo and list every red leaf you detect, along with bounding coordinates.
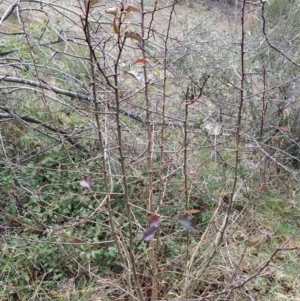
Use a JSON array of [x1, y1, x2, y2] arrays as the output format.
[[149, 214, 161, 227], [178, 215, 197, 232], [260, 186, 269, 194], [142, 227, 158, 241], [134, 58, 148, 65], [80, 176, 92, 188]]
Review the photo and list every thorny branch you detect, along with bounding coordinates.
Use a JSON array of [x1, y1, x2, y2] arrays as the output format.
[[261, 0, 300, 68]]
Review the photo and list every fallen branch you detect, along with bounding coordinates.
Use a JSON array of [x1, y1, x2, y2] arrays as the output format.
[[0, 108, 89, 153], [0, 76, 93, 101], [1, 76, 198, 128]]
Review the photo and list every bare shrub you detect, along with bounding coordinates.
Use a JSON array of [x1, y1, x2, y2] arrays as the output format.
[[1, 0, 300, 300]]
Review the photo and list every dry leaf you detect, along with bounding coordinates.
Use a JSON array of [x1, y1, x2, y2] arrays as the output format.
[[80, 176, 92, 188], [260, 186, 269, 194], [134, 58, 149, 64], [105, 7, 118, 16], [178, 215, 197, 232], [113, 17, 119, 33], [125, 4, 141, 13], [125, 32, 142, 43], [261, 230, 273, 238], [277, 126, 289, 133], [188, 209, 201, 214], [86, 0, 100, 11]]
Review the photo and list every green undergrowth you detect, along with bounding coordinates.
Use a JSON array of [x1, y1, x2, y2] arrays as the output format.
[[1, 97, 299, 300], [1, 0, 300, 300], [1, 138, 300, 300]]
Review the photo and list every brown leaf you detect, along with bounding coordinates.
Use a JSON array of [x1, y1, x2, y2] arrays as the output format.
[[277, 126, 289, 133], [260, 186, 269, 194], [113, 17, 119, 33], [85, 0, 100, 12], [125, 4, 141, 13], [188, 209, 201, 214], [125, 32, 142, 43], [134, 58, 149, 64]]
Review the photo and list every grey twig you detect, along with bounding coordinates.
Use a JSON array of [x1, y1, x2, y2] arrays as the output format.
[[261, 0, 300, 68], [0, 1, 19, 26], [0, 76, 93, 101]]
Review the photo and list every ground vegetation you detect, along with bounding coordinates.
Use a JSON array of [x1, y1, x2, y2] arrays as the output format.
[[1, 0, 300, 300]]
